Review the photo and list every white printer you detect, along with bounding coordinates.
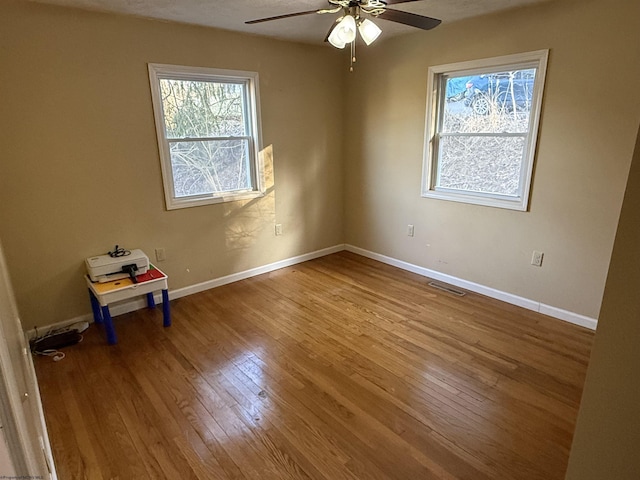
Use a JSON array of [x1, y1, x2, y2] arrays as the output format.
[[86, 249, 149, 283]]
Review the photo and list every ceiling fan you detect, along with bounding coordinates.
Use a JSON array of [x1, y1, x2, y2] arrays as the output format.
[[246, 0, 441, 70]]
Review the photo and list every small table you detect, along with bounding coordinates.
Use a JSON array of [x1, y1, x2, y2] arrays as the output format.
[[86, 265, 170, 345]]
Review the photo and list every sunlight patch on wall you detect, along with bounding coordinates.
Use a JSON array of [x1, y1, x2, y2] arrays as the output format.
[[223, 145, 275, 250]]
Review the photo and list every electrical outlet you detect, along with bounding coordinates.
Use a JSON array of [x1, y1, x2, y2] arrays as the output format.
[[531, 250, 544, 267], [155, 248, 166, 262], [275, 224, 283, 236], [407, 224, 415, 237]]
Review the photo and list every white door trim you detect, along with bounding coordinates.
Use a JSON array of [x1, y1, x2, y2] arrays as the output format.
[[0, 239, 56, 479]]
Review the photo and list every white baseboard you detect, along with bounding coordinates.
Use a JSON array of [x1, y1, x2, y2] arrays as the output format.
[[345, 244, 598, 330], [168, 244, 345, 300], [538, 304, 598, 330], [28, 242, 597, 337]]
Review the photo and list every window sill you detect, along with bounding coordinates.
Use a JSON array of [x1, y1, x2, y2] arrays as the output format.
[[422, 189, 528, 211], [166, 190, 265, 210]]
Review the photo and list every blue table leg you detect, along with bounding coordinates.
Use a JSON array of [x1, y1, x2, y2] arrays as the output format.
[[162, 289, 171, 327], [89, 289, 103, 324], [100, 305, 117, 345], [146, 292, 156, 309]]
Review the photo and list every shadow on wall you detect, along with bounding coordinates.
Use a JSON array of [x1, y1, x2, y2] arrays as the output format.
[[223, 144, 276, 251]]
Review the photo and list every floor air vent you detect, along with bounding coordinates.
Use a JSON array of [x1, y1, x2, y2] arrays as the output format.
[[428, 281, 466, 297]]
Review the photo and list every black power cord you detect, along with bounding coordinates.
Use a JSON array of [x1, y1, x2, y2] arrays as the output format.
[[108, 245, 131, 258]]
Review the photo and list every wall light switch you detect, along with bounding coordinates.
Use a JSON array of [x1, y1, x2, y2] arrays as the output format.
[[407, 224, 415, 237], [275, 224, 283, 236]]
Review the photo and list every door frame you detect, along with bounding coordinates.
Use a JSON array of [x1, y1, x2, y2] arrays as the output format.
[[0, 239, 56, 478]]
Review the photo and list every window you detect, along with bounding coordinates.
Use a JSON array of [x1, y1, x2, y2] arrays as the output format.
[[148, 64, 264, 210], [423, 50, 548, 210]]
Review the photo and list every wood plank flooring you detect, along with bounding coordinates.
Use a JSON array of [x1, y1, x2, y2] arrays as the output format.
[[34, 251, 594, 480]]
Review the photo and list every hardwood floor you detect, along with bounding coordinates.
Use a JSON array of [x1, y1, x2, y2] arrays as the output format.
[[34, 251, 594, 480]]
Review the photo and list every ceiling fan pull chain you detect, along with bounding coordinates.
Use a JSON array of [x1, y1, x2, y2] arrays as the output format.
[[350, 40, 356, 72]]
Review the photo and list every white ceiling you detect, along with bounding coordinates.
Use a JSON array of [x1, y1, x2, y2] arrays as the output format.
[[25, 0, 552, 44]]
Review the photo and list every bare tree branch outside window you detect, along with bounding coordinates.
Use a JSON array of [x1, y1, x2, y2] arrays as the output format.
[[159, 79, 252, 198], [439, 68, 536, 196]]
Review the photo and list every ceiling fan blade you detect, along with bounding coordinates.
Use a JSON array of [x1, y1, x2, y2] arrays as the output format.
[[378, 9, 441, 30], [246, 10, 319, 25]]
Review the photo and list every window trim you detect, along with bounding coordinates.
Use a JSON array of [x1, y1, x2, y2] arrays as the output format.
[[148, 63, 264, 210], [422, 50, 549, 211]]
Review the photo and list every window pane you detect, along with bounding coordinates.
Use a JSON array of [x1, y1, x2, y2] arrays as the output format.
[[160, 79, 247, 138], [442, 69, 536, 134], [438, 135, 525, 196], [169, 140, 252, 198]]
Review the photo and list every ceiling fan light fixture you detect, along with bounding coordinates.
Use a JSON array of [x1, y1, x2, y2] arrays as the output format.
[[330, 14, 357, 46], [327, 22, 347, 48], [358, 18, 382, 45]]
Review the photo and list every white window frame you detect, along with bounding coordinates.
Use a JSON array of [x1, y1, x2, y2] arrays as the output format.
[[148, 63, 264, 210], [422, 50, 549, 211]]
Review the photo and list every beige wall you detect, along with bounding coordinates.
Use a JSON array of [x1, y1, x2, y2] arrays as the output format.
[[0, 1, 345, 330], [344, 0, 640, 319], [565, 126, 640, 478]]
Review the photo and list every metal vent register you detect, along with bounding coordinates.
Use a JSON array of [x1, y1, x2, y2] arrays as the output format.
[[428, 281, 466, 297]]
